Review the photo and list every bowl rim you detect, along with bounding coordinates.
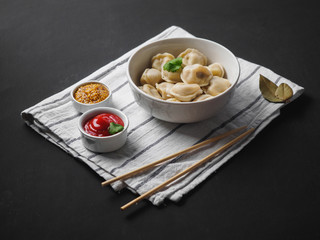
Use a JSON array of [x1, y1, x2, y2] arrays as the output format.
[[126, 37, 240, 105], [78, 107, 129, 140], [70, 81, 112, 106]]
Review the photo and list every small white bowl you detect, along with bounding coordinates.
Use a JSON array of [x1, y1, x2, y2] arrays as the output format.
[[126, 37, 240, 123], [78, 107, 129, 153], [71, 81, 113, 113]]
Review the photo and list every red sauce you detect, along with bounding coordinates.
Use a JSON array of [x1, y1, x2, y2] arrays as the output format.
[[84, 113, 124, 137]]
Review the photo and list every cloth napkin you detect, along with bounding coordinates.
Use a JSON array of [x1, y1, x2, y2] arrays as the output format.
[[21, 26, 304, 206]]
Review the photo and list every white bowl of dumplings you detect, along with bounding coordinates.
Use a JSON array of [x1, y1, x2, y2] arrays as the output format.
[[127, 37, 240, 123]]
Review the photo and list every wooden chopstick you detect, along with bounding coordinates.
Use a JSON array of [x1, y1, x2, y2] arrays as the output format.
[[101, 126, 247, 187], [120, 127, 255, 210]]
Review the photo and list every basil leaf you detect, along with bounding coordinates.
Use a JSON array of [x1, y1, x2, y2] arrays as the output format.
[[108, 122, 124, 135], [163, 57, 183, 72]]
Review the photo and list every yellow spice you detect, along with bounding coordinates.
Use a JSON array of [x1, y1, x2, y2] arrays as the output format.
[[74, 83, 109, 104]]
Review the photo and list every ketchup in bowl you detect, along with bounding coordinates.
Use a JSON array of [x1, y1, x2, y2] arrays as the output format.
[[84, 113, 124, 137]]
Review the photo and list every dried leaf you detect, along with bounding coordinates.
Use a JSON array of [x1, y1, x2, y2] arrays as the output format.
[[259, 75, 283, 102], [275, 83, 293, 101]]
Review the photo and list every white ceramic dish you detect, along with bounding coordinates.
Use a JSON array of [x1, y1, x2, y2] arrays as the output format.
[[70, 81, 113, 113], [78, 107, 129, 153], [126, 37, 240, 123]]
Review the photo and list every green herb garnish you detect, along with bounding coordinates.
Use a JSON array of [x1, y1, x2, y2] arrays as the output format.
[[108, 122, 124, 135], [163, 57, 183, 72]]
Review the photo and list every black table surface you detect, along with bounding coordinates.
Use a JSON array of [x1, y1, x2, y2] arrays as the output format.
[[1, 0, 319, 239]]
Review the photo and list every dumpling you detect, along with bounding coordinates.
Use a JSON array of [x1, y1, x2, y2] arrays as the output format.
[[156, 82, 174, 100], [141, 84, 162, 99], [170, 83, 203, 102], [151, 53, 175, 71], [204, 76, 231, 96], [178, 48, 207, 66], [166, 98, 181, 102], [161, 68, 182, 83], [208, 63, 225, 77], [193, 94, 214, 102], [181, 64, 213, 86], [140, 68, 162, 86]]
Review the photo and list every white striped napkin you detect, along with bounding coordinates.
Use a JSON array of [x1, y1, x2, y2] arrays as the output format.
[[21, 26, 304, 206]]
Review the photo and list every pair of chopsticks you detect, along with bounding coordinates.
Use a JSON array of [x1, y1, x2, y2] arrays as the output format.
[[101, 126, 255, 210]]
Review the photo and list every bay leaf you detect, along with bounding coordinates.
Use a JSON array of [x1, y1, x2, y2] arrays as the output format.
[[275, 83, 293, 101], [259, 75, 283, 102]]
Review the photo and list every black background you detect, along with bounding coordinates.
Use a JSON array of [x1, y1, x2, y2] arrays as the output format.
[[1, 0, 319, 239]]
